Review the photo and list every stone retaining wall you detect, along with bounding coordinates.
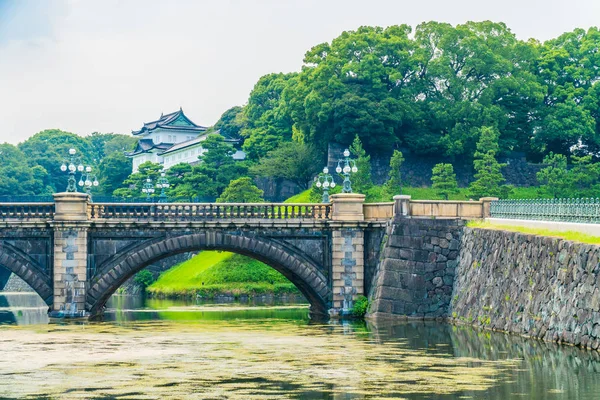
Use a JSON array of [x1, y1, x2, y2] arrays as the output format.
[[450, 228, 600, 351], [368, 218, 464, 319]]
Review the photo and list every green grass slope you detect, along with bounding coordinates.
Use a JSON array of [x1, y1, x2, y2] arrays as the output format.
[[147, 252, 299, 298]]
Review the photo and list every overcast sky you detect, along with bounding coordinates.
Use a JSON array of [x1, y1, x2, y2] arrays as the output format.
[[0, 0, 599, 144]]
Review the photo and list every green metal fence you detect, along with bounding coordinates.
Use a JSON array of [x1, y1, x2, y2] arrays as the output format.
[[491, 198, 600, 223]]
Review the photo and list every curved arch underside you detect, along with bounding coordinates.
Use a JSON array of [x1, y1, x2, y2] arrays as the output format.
[[87, 232, 332, 316], [0, 243, 53, 305]]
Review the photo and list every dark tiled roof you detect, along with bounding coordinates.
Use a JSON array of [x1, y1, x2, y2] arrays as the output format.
[[132, 108, 207, 136], [126, 139, 173, 157]]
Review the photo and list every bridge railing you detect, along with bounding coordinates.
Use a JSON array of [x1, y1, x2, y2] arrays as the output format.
[[88, 202, 332, 221], [0, 203, 55, 220], [491, 198, 600, 223]]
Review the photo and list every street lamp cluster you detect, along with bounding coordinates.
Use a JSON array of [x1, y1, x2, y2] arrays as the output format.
[[142, 172, 170, 202], [59, 148, 98, 194], [60, 148, 171, 202], [315, 167, 336, 203], [314, 148, 358, 202]]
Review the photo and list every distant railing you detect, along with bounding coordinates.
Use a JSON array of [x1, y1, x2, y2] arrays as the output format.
[[491, 198, 600, 223], [89, 203, 332, 221], [0, 203, 55, 220]]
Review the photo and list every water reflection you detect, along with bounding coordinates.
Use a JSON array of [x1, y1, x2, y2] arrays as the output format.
[[105, 295, 311, 322], [0, 294, 599, 399], [0, 292, 48, 325]]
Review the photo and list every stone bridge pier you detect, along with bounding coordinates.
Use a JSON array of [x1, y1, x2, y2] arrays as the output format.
[[39, 192, 390, 319]]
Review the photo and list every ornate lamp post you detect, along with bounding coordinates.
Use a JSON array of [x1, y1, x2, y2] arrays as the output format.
[[60, 148, 84, 192], [335, 149, 358, 193], [141, 178, 155, 201], [315, 167, 336, 203], [156, 172, 170, 203], [78, 166, 99, 198]]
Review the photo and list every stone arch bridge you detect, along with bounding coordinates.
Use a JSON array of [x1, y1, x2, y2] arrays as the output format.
[[0, 193, 398, 318]]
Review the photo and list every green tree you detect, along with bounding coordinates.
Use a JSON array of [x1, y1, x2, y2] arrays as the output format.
[[97, 152, 132, 195], [567, 155, 600, 196], [468, 127, 508, 199], [349, 135, 373, 193], [534, 27, 600, 156], [168, 135, 249, 200], [18, 129, 94, 192], [250, 142, 321, 189], [214, 106, 245, 139], [0, 144, 50, 196], [217, 177, 264, 203], [113, 161, 163, 198], [241, 73, 296, 160], [431, 163, 459, 200], [88, 132, 136, 162], [384, 150, 404, 195], [536, 152, 569, 198]]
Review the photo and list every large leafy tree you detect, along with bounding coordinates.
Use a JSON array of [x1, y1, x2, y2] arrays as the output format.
[[241, 73, 296, 160], [250, 141, 321, 189], [534, 27, 600, 156], [18, 129, 95, 192], [97, 152, 132, 195], [0, 144, 50, 196], [284, 25, 415, 153], [88, 132, 136, 162], [414, 21, 544, 157], [214, 106, 245, 139]]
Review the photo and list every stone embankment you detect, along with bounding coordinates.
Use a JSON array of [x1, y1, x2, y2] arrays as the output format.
[[368, 218, 464, 319], [450, 228, 600, 350], [369, 217, 600, 351]]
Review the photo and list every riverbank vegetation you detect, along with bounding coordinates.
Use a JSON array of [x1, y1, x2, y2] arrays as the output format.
[[467, 220, 600, 245], [147, 251, 299, 299]]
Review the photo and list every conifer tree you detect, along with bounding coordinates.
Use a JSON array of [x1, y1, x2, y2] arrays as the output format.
[[468, 127, 507, 199], [431, 163, 458, 200], [385, 150, 405, 195], [349, 135, 373, 194]]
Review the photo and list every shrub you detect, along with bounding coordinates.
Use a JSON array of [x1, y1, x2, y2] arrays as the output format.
[[351, 295, 369, 318], [134, 270, 155, 289]]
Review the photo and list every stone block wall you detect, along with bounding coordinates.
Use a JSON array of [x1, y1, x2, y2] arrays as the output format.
[[450, 228, 600, 350], [369, 218, 464, 319], [331, 228, 364, 314], [1, 273, 34, 292], [52, 228, 88, 317]]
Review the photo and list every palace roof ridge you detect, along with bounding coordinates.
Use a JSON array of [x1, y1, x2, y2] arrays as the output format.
[[132, 108, 207, 135]]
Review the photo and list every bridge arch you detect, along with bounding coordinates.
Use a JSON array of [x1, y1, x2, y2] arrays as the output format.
[[0, 242, 53, 305], [86, 232, 332, 317]]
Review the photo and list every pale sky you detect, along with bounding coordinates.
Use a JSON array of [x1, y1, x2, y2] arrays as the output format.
[[0, 0, 599, 144]]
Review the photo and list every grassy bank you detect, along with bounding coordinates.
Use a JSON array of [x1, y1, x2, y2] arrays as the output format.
[[147, 251, 300, 299], [467, 220, 600, 245]]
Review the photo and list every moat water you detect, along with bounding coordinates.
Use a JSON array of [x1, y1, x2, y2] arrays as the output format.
[[1, 292, 600, 399]]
